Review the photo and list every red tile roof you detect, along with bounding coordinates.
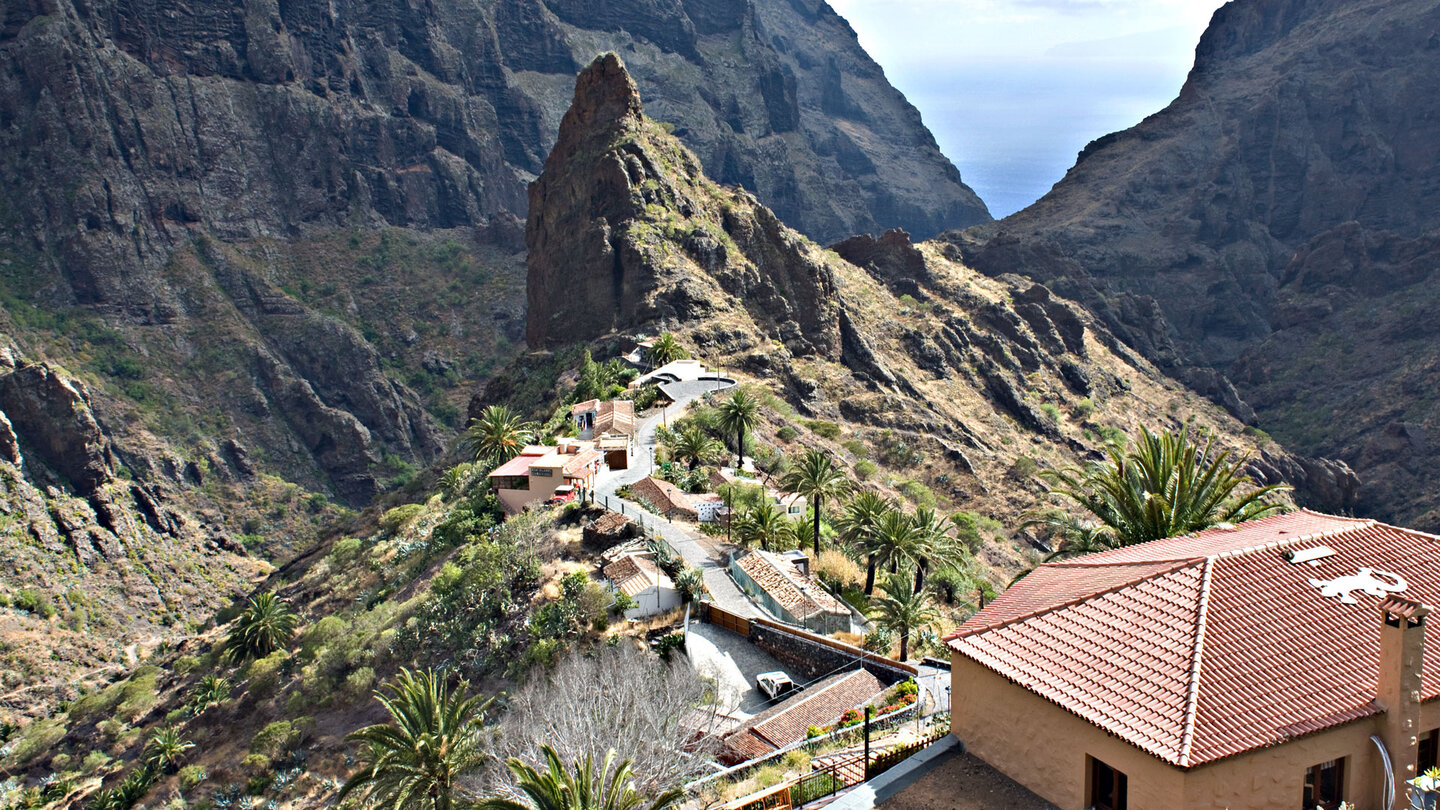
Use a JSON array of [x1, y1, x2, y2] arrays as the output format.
[[736, 550, 846, 618], [722, 670, 884, 763], [603, 553, 663, 597], [947, 510, 1440, 767], [628, 476, 695, 518]]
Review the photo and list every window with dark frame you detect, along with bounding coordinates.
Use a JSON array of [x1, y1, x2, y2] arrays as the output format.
[[1089, 757, 1127, 810], [1421, 729, 1439, 774], [1302, 758, 1345, 810]]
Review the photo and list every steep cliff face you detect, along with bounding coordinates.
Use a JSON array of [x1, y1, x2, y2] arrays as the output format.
[[516, 57, 1356, 533], [526, 54, 839, 356], [0, 340, 280, 719], [956, 0, 1440, 527], [0, 0, 985, 502]]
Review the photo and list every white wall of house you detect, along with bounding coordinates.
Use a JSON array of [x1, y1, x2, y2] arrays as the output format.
[[614, 581, 681, 619]]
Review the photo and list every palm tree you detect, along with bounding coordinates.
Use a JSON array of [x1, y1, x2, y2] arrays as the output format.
[[226, 591, 298, 663], [869, 573, 940, 662], [478, 745, 683, 810], [339, 668, 495, 810], [142, 726, 194, 774], [909, 507, 961, 593], [1038, 426, 1291, 547], [463, 405, 537, 466], [715, 389, 759, 467], [834, 492, 893, 596], [779, 449, 850, 556], [667, 425, 722, 470], [646, 333, 687, 368], [868, 510, 920, 593], [734, 501, 785, 551]]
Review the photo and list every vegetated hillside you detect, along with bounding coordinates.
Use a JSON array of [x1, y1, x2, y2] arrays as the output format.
[[953, 0, 1440, 528], [0, 0, 986, 504], [506, 54, 1358, 538]]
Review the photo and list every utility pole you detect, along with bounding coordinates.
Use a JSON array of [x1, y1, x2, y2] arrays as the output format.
[[863, 705, 873, 780]]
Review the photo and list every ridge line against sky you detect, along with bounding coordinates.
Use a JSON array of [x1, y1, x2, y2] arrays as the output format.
[[827, 0, 1228, 218]]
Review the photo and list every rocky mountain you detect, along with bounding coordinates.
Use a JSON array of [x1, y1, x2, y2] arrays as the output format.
[[515, 54, 1357, 525], [954, 0, 1440, 528]]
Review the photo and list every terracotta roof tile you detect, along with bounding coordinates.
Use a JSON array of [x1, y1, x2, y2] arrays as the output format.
[[722, 670, 884, 763], [736, 550, 845, 618], [947, 510, 1440, 767], [603, 553, 662, 597], [628, 476, 694, 517]]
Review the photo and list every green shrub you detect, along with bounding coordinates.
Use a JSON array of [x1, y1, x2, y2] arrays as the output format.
[[115, 666, 160, 722], [611, 591, 636, 615], [753, 765, 784, 789], [776, 425, 798, 442], [81, 750, 111, 772], [951, 512, 982, 552], [930, 567, 972, 604], [841, 439, 868, 458], [328, 536, 364, 564], [1097, 425, 1127, 446], [4, 719, 64, 766], [1039, 403, 1061, 423], [303, 615, 350, 651], [1010, 456, 1038, 479], [898, 480, 937, 510], [244, 652, 287, 697], [379, 503, 424, 534], [172, 655, 202, 676], [12, 589, 55, 618], [345, 666, 376, 696], [251, 719, 302, 759], [854, 460, 877, 481], [67, 681, 126, 723], [1073, 397, 1095, 418], [178, 765, 207, 793], [801, 419, 842, 440], [875, 430, 922, 468]]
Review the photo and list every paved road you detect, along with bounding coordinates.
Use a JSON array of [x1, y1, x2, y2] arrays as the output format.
[[686, 621, 787, 721], [593, 378, 759, 617]]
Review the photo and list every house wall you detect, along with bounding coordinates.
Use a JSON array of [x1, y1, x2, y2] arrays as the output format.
[[950, 655, 1402, 810], [497, 487, 540, 515], [620, 584, 681, 619]]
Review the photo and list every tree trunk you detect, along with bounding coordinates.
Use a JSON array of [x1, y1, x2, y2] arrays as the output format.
[[812, 498, 822, 556], [899, 629, 909, 662], [914, 558, 928, 593], [865, 556, 876, 595]]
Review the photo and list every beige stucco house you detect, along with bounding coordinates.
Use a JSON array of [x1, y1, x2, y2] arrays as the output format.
[[487, 440, 603, 514], [945, 510, 1440, 810]]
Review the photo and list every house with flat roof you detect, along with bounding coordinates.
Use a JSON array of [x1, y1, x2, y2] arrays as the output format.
[[720, 669, 884, 765], [487, 440, 604, 514], [944, 509, 1440, 810], [731, 549, 850, 634], [571, 399, 636, 469]]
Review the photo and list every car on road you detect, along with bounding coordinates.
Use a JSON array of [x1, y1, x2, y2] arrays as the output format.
[[756, 671, 799, 701]]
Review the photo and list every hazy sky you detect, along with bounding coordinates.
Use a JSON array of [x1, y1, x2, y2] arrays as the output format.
[[827, 0, 1229, 217]]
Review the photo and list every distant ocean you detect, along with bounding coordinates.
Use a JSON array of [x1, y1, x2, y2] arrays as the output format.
[[895, 62, 1190, 220]]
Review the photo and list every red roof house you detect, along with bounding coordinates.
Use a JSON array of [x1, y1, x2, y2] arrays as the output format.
[[945, 510, 1440, 810]]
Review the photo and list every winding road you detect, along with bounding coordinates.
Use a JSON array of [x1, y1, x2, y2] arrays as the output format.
[[593, 378, 760, 618]]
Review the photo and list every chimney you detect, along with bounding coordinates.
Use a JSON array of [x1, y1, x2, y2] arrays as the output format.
[[1379, 595, 1431, 791]]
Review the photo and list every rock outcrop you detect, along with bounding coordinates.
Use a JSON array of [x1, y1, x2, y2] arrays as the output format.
[[526, 55, 841, 357], [956, 0, 1438, 527], [512, 56, 1357, 535]]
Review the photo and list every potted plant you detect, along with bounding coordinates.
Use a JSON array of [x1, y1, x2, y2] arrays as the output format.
[[1410, 767, 1440, 810]]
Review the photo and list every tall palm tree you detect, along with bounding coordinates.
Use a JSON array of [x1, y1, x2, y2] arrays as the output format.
[[715, 389, 759, 468], [142, 726, 194, 774], [463, 405, 537, 466], [646, 333, 687, 368], [779, 449, 850, 556], [869, 573, 940, 662], [339, 668, 495, 810], [735, 501, 785, 551], [868, 510, 920, 593], [1039, 426, 1291, 547], [834, 492, 893, 596], [226, 591, 299, 663], [667, 425, 722, 471], [478, 745, 683, 810], [909, 507, 961, 593]]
